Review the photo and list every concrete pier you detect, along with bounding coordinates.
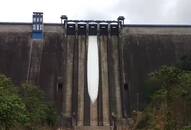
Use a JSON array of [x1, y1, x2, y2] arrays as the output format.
[[77, 36, 86, 126], [99, 36, 110, 126], [64, 36, 75, 117], [111, 36, 122, 118]]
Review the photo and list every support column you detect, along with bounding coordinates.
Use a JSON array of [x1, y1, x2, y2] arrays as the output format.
[[119, 34, 128, 117], [100, 36, 110, 126], [77, 36, 86, 126], [111, 36, 122, 118], [64, 36, 75, 117]]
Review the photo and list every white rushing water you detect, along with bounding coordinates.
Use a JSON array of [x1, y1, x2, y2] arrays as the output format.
[[87, 36, 99, 103]]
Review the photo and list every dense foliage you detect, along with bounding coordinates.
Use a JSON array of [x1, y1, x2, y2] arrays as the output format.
[[0, 75, 28, 130], [135, 54, 191, 130], [0, 75, 58, 130]]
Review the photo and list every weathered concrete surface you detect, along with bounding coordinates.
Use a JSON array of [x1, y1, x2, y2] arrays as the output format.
[[1, 23, 191, 128], [38, 32, 64, 104], [122, 26, 191, 114], [77, 36, 86, 126], [27, 40, 44, 85], [0, 32, 30, 84], [110, 36, 122, 118], [99, 36, 110, 126]]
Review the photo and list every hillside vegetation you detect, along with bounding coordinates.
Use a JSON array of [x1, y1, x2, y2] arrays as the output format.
[[0, 75, 58, 130], [134, 54, 191, 130]]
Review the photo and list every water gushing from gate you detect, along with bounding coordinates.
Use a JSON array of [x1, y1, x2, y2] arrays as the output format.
[[87, 36, 99, 103]]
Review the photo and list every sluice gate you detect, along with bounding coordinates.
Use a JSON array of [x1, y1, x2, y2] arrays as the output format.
[[57, 16, 129, 130]]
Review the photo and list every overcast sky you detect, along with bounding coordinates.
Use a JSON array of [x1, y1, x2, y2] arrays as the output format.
[[0, 0, 191, 24]]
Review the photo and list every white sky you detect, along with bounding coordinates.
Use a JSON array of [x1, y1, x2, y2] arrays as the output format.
[[0, 0, 191, 24]]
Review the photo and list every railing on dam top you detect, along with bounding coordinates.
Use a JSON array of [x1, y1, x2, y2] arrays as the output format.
[[60, 15, 125, 36]]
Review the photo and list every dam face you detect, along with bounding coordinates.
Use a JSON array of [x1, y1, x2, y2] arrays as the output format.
[[1, 13, 191, 130]]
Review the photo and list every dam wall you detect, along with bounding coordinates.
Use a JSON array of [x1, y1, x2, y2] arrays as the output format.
[[0, 23, 191, 128], [121, 25, 191, 113], [0, 23, 123, 127]]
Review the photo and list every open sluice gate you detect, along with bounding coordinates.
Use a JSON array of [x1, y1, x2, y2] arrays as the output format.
[[60, 16, 126, 127], [61, 16, 125, 104], [87, 36, 99, 103]]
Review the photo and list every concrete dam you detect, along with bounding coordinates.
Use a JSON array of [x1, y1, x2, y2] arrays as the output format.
[[0, 12, 191, 129]]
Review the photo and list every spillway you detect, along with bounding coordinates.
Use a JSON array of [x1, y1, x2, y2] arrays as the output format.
[[87, 36, 99, 103]]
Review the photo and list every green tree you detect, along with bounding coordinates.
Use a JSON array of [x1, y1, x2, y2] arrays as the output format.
[[18, 83, 58, 129], [0, 74, 58, 130], [137, 66, 191, 130], [0, 75, 28, 130]]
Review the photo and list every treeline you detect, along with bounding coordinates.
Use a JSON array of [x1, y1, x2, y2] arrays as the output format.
[[134, 53, 191, 130], [0, 75, 58, 130]]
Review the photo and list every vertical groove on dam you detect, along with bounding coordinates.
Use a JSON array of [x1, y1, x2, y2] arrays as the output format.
[[72, 35, 79, 122], [26, 40, 33, 82], [84, 37, 90, 126], [98, 38, 103, 126]]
